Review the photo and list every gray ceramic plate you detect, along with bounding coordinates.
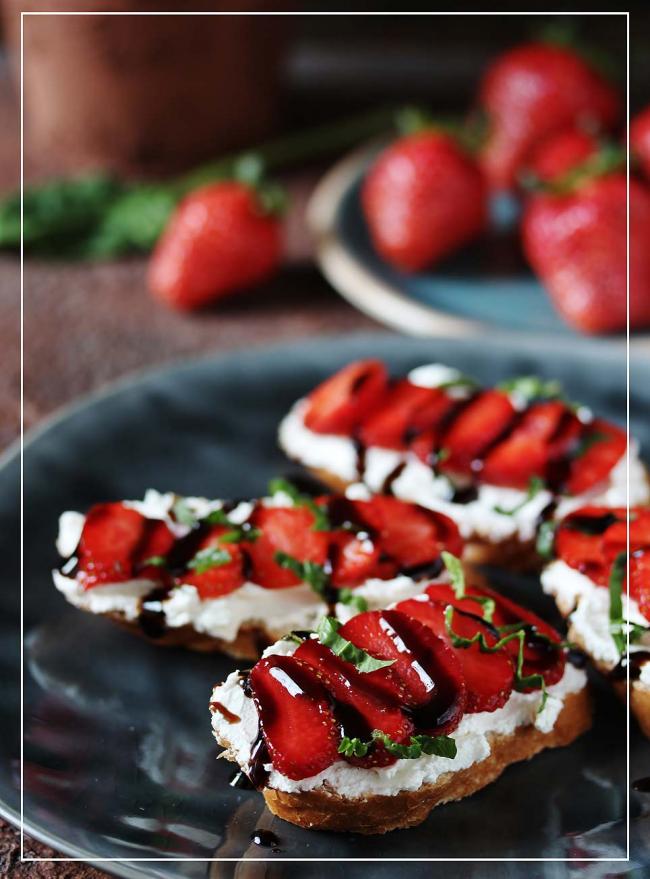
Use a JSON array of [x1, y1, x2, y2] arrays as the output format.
[[2, 333, 649, 878]]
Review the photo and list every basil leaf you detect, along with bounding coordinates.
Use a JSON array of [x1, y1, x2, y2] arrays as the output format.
[[497, 375, 563, 403], [274, 551, 331, 597], [172, 498, 199, 528], [338, 731, 457, 761], [337, 588, 368, 612], [141, 555, 167, 567], [494, 476, 546, 516], [316, 617, 395, 673], [438, 376, 477, 393], [268, 478, 331, 531], [573, 431, 609, 460], [609, 552, 627, 655], [536, 520, 558, 560], [187, 546, 232, 573], [216, 525, 261, 544], [441, 551, 465, 598]]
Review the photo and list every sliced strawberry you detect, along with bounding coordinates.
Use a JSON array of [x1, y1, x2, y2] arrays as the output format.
[[555, 509, 611, 585], [439, 390, 517, 477], [78, 502, 147, 589], [249, 655, 341, 781], [564, 418, 627, 495], [481, 400, 566, 489], [339, 610, 466, 734], [352, 496, 463, 570], [396, 595, 514, 713], [329, 531, 396, 587], [630, 553, 650, 622], [358, 381, 452, 450], [247, 506, 329, 589], [480, 586, 565, 687], [178, 525, 245, 599], [303, 360, 389, 435], [134, 519, 177, 580], [295, 638, 413, 768], [603, 508, 650, 559]]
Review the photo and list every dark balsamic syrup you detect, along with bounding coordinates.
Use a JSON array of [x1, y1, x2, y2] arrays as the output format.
[[450, 486, 479, 505], [609, 651, 650, 682], [137, 586, 172, 639], [381, 462, 406, 496], [565, 512, 621, 536], [250, 829, 281, 851], [567, 648, 588, 669], [353, 438, 367, 480], [210, 701, 241, 724]]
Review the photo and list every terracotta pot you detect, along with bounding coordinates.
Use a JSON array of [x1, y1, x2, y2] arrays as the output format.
[[2, 0, 292, 176]]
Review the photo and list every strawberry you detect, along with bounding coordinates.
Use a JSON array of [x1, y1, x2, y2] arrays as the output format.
[[329, 531, 396, 588], [630, 554, 650, 622], [478, 41, 620, 190], [395, 596, 514, 713], [631, 106, 650, 182], [246, 506, 328, 589], [358, 381, 455, 451], [524, 125, 600, 185], [361, 131, 487, 272], [303, 359, 388, 435], [339, 610, 466, 734], [352, 496, 464, 569], [148, 181, 282, 310], [78, 503, 147, 589], [295, 639, 413, 768], [522, 174, 650, 333], [564, 418, 627, 495], [249, 655, 341, 781], [481, 400, 566, 489], [177, 525, 245, 599], [439, 390, 517, 477]]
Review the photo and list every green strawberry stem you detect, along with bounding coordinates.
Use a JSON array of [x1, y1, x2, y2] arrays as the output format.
[[521, 141, 627, 196], [1, 105, 404, 260]]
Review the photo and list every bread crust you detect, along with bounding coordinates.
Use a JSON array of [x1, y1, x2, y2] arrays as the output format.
[[307, 466, 542, 572], [261, 688, 591, 834], [568, 624, 650, 738]]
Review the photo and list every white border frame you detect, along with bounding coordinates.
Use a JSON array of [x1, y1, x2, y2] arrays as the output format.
[[18, 7, 632, 868]]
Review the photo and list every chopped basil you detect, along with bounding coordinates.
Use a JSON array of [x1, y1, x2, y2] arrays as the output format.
[[438, 376, 477, 393], [274, 551, 330, 596], [187, 546, 232, 573], [141, 555, 167, 567], [338, 730, 457, 760], [268, 477, 331, 531], [441, 551, 495, 622], [444, 606, 550, 713], [172, 497, 199, 528], [494, 476, 546, 516], [436, 447, 450, 463], [609, 552, 627, 655], [535, 520, 558, 560], [337, 588, 369, 612], [497, 375, 563, 403], [316, 617, 395, 673]]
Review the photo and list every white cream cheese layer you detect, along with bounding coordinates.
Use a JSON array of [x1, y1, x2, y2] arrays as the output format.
[[53, 490, 435, 643], [278, 385, 647, 544], [210, 645, 586, 799], [541, 559, 650, 671]]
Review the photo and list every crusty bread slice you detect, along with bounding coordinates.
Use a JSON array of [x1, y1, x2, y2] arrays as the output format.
[[306, 465, 542, 573], [260, 688, 591, 834], [566, 624, 650, 738]]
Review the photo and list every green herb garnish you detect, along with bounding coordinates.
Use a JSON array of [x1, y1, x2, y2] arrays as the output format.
[[337, 588, 369, 612], [609, 551, 627, 655], [438, 376, 478, 393], [572, 431, 609, 460], [187, 546, 232, 574], [274, 551, 331, 597], [441, 552, 495, 622], [494, 476, 546, 516], [268, 478, 331, 531], [536, 520, 558, 560], [172, 497, 199, 528], [316, 617, 395, 673], [338, 730, 457, 760], [497, 375, 563, 403], [141, 555, 167, 567], [444, 606, 549, 713]]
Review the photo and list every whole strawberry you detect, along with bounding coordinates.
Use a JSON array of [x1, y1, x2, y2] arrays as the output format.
[[631, 106, 650, 182], [522, 174, 650, 334], [523, 125, 600, 185], [478, 42, 620, 190], [361, 130, 487, 272], [148, 181, 282, 310]]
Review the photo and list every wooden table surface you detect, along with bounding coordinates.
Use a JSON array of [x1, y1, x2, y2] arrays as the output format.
[[0, 61, 379, 877]]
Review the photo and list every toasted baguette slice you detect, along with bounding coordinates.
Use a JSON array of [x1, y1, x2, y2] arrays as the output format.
[[262, 689, 591, 834]]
